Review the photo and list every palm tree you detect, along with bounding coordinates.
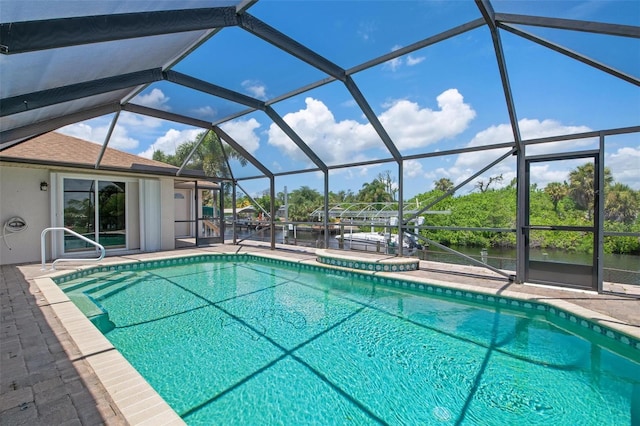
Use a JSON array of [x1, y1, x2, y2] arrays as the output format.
[[153, 131, 247, 178], [329, 189, 355, 204], [605, 183, 639, 224], [358, 178, 393, 208], [568, 163, 613, 220], [288, 186, 323, 221], [434, 178, 454, 193], [544, 182, 568, 212]]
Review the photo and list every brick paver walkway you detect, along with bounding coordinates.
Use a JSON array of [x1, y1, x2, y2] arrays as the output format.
[[1, 264, 126, 425]]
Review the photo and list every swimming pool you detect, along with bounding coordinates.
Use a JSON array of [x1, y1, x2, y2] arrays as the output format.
[[56, 254, 640, 425]]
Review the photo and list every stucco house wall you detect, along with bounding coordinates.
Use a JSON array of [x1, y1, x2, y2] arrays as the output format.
[[0, 165, 51, 265]]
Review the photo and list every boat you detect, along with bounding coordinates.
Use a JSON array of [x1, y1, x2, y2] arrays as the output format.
[[335, 232, 423, 251]]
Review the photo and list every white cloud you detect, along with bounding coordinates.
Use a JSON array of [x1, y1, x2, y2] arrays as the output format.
[[267, 89, 474, 166], [138, 128, 202, 159], [385, 45, 404, 71], [406, 54, 425, 66], [404, 160, 424, 178], [241, 80, 267, 100], [59, 121, 139, 151], [529, 164, 574, 188], [430, 167, 450, 179], [607, 145, 640, 189], [522, 121, 593, 156], [380, 89, 476, 150], [191, 105, 217, 119], [341, 99, 357, 108], [134, 88, 171, 111], [386, 56, 403, 72], [108, 126, 141, 151], [58, 122, 99, 144], [329, 164, 385, 184], [357, 20, 376, 41], [57, 108, 171, 153], [267, 97, 378, 165], [117, 111, 163, 130], [220, 118, 261, 154], [359, 166, 372, 176], [58, 105, 180, 153], [450, 118, 593, 189], [464, 118, 592, 151], [384, 45, 425, 71]]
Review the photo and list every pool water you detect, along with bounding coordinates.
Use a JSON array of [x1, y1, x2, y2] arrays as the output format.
[[60, 257, 640, 425]]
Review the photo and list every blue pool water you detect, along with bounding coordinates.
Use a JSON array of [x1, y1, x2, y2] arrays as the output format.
[[58, 256, 640, 425]]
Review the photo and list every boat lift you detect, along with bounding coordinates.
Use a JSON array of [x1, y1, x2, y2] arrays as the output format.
[[309, 202, 450, 225]]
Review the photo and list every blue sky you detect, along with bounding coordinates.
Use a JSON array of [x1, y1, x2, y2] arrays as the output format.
[[59, 0, 639, 199]]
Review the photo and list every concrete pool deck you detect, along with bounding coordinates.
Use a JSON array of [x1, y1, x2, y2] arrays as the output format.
[[2, 243, 639, 425]]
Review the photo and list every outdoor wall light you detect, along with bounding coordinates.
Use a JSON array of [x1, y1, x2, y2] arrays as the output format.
[[40, 181, 48, 191]]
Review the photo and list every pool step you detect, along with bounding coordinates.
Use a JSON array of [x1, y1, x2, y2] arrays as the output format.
[[58, 271, 122, 292], [89, 275, 147, 301], [82, 272, 139, 296], [62, 272, 141, 334], [61, 271, 139, 294], [68, 292, 105, 318], [66, 292, 115, 333]]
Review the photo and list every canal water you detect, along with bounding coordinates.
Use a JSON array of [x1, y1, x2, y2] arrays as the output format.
[[424, 245, 639, 285], [227, 228, 639, 285]]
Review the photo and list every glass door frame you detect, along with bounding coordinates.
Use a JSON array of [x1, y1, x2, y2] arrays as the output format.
[[524, 150, 602, 291], [58, 173, 131, 255], [195, 181, 224, 246]]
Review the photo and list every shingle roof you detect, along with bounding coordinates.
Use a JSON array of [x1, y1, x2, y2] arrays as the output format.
[[0, 132, 178, 174]]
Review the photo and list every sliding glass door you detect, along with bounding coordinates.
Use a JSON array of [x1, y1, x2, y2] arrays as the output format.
[[63, 178, 126, 251]]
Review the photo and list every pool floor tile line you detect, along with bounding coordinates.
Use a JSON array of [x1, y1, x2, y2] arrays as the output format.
[[127, 267, 298, 325], [146, 267, 378, 421], [288, 354, 389, 425], [178, 305, 373, 421], [179, 352, 289, 419]]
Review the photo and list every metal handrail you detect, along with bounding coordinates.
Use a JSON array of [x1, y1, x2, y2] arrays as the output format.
[[41, 227, 106, 270]]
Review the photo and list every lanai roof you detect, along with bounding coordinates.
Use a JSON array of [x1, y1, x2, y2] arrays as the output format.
[[0, 1, 638, 189]]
